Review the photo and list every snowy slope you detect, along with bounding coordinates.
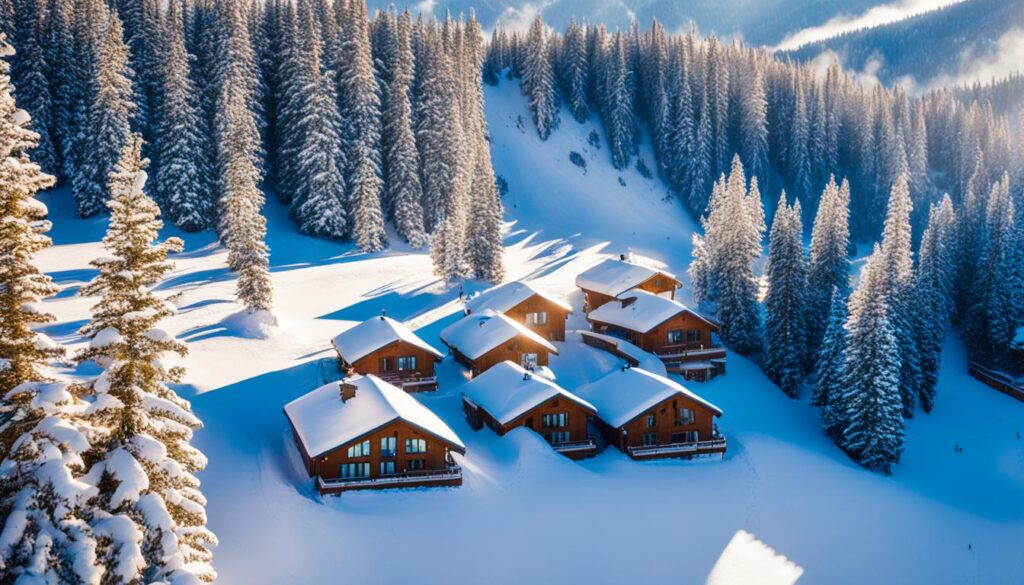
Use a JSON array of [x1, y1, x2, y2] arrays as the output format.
[[34, 79, 1024, 584]]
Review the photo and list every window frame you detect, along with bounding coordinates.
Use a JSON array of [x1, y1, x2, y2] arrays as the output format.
[[405, 438, 427, 454]]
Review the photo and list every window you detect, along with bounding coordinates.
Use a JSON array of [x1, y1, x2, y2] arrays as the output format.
[[407, 459, 425, 471], [380, 461, 395, 475], [379, 357, 391, 371], [672, 431, 699, 444], [653, 278, 663, 288], [397, 356, 417, 371], [546, 432, 570, 444], [645, 413, 657, 428], [521, 353, 538, 370], [405, 438, 427, 454], [642, 433, 658, 446], [687, 328, 702, 343], [667, 330, 683, 344], [525, 311, 548, 326], [675, 407, 694, 426], [347, 440, 371, 458], [380, 436, 396, 457], [542, 412, 568, 428], [340, 462, 370, 479]]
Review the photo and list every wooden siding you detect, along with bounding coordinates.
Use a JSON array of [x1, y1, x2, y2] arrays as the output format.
[[450, 334, 555, 377], [295, 419, 463, 491], [503, 295, 570, 342], [342, 341, 439, 391], [591, 394, 723, 460], [463, 395, 595, 459], [581, 273, 678, 312], [588, 311, 718, 355]]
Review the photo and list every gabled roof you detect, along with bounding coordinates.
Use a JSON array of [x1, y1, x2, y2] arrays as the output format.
[[587, 289, 717, 334], [574, 367, 722, 428], [461, 361, 595, 425], [331, 315, 444, 364], [465, 281, 572, 315], [575, 257, 678, 298], [440, 309, 558, 360], [284, 375, 465, 458]]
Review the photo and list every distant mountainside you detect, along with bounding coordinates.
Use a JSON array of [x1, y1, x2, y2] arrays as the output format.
[[789, 0, 1024, 88], [366, 0, 881, 46]]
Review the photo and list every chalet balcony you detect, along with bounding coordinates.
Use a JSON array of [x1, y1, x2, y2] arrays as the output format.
[[627, 438, 727, 460], [376, 372, 438, 392], [317, 463, 463, 494], [654, 343, 726, 361], [550, 439, 598, 459]]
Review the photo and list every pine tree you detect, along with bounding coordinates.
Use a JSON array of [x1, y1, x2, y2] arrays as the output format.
[[812, 287, 847, 436], [154, 0, 213, 232], [763, 193, 808, 397], [44, 0, 76, 182], [806, 176, 851, 362], [603, 31, 635, 170], [739, 64, 768, 186], [837, 246, 905, 475], [75, 134, 217, 583], [559, 17, 588, 123], [72, 9, 136, 218], [382, 10, 426, 247], [9, 0, 56, 174], [351, 142, 388, 252], [914, 195, 956, 412], [0, 37, 61, 396], [522, 15, 558, 139]]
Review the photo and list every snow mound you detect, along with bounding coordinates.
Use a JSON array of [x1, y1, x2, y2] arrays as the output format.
[[220, 310, 278, 340]]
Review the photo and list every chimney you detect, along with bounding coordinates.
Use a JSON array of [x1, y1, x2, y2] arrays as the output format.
[[619, 253, 626, 261], [340, 382, 358, 402], [380, 309, 387, 320], [522, 371, 532, 381], [620, 296, 637, 309]]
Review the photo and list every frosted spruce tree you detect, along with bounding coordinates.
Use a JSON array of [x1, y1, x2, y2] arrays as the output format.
[[381, 10, 426, 247], [559, 17, 588, 123], [0, 38, 61, 396], [812, 287, 847, 436], [603, 31, 635, 170], [913, 195, 957, 412], [73, 9, 136, 218], [522, 15, 558, 139], [763, 193, 808, 398], [806, 176, 851, 362], [689, 156, 765, 356], [76, 134, 217, 583], [351, 142, 388, 252], [836, 246, 905, 475], [8, 0, 57, 174], [154, 0, 213, 232]]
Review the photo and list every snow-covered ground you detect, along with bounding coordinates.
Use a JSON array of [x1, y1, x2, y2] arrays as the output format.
[[34, 80, 1024, 584]]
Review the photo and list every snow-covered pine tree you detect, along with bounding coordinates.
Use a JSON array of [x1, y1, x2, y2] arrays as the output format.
[[8, 0, 56, 175], [154, 0, 214, 232], [739, 64, 768, 187], [43, 0, 76, 182], [287, 0, 348, 240], [913, 194, 956, 412], [603, 31, 635, 170], [115, 0, 159, 143], [351, 142, 388, 252], [953, 148, 988, 324], [559, 17, 588, 123], [837, 245, 905, 475], [812, 287, 847, 436], [382, 10, 426, 248], [72, 8, 136, 218], [986, 201, 1024, 370], [0, 36, 62, 396], [763, 193, 808, 398], [75, 133, 217, 583], [806, 176, 851, 363], [521, 15, 558, 139]]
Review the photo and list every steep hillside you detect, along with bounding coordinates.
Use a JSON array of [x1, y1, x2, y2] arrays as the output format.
[[33, 79, 1024, 585], [789, 0, 1024, 88]]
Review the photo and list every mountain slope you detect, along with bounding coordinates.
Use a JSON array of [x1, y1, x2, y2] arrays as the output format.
[[789, 0, 1024, 88], [32, 79, 1024, 584]]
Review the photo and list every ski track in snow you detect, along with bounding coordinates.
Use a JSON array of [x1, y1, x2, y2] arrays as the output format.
[[32, 79, 1024, 585]]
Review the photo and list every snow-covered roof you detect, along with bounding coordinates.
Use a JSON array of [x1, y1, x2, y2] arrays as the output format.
[[440, 309, 558, 360], [465, 281, 572, 315], [587, 289, 716, 333], [331, 315, 443, 364], [284, 374, 465, 458], [575, 257, 678, 298], [574, 367, 722, 428], [461, 361, 595, 425], [579, 330, 647, 366]]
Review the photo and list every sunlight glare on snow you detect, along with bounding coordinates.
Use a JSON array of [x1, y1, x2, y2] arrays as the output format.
[[706, 530, 804, 585]]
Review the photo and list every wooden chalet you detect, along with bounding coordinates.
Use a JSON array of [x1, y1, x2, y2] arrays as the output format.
[[331, 314, 444, 392], [465, 281, 572, 341], [586, 289, 725, 381], [575, 366, 726, 460], [440, 309, 559, 377], [284, 375, 466, 495], [575, 256, 680, 312], [461, 361, 597, 459]]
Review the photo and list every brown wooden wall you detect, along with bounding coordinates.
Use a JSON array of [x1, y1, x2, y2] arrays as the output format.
[[581, 273, 678, 312], [304, 419, 458, 481], [503, 295, 570, 341], [477, 396, 591, 442], [347, 341, 437, 379], [457, 335, 554, 376], [635, 313, 717, 354], [610, 394, 718, 451]]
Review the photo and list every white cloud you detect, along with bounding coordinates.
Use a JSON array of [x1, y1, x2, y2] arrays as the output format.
[[415, 0, 437, 14], [773, 0, 965, 52], [494, 2, 549, 35], [942, 27, 1024, 87]]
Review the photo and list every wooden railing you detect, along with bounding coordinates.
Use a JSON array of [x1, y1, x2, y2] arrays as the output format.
[[551, 439, 596, 452], [377, 373, 438, 389], [627, 438, 727, 457], [318, 464, 462, 489]]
